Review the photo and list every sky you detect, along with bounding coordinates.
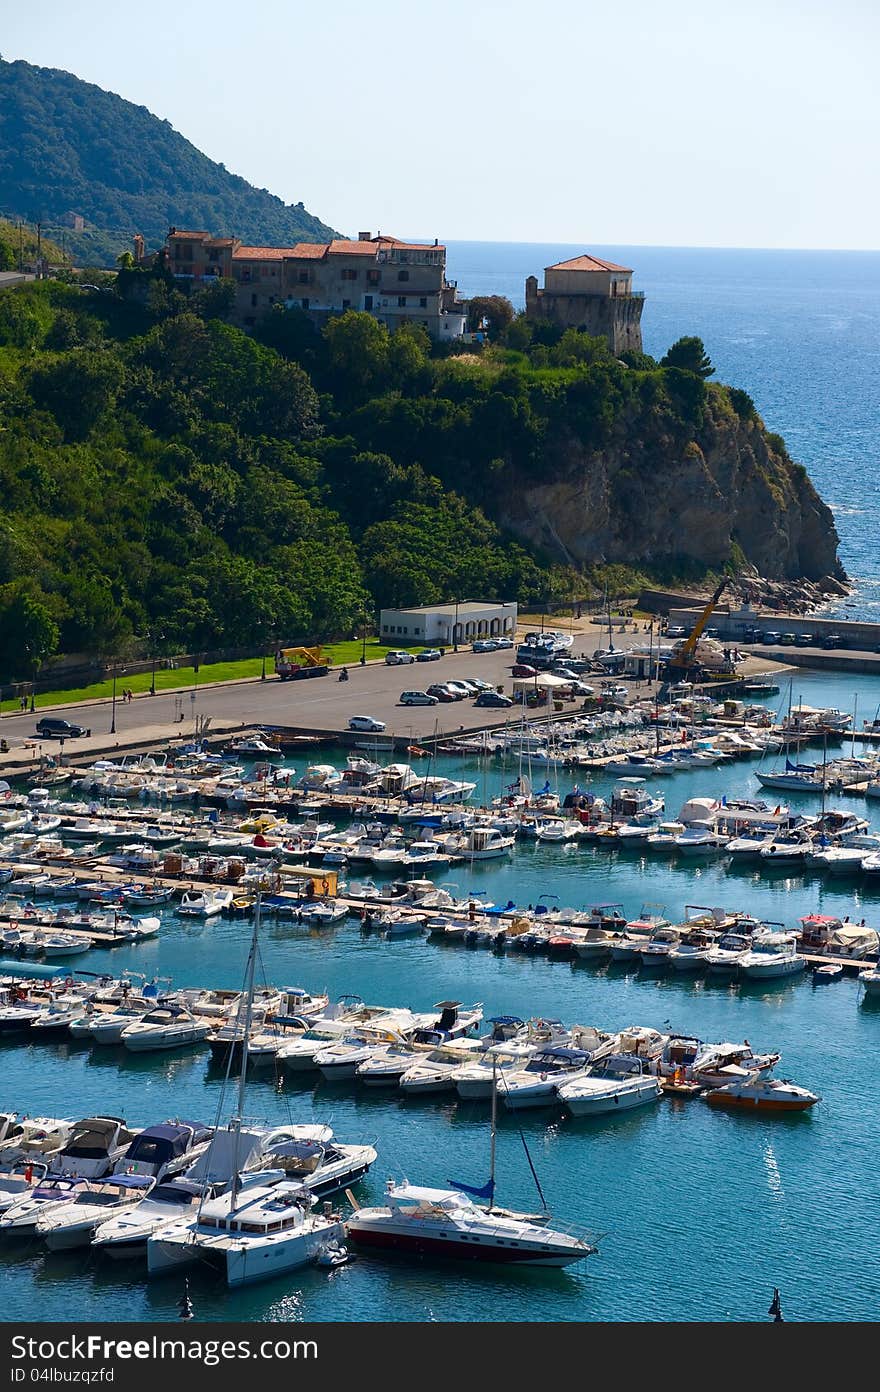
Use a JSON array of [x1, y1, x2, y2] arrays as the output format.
[[2, 0, 879, 250]]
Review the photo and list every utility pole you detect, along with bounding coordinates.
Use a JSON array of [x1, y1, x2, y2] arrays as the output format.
[[17, 220, 23, 273], [36, 221, 42, 277]]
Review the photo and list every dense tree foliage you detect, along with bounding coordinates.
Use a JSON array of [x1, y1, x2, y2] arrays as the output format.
[[0, 57, 335, 267], [660, 335, 715, 378], [0, 276, 784, 684]]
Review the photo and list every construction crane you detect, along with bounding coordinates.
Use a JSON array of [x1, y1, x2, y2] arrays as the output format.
[[274, 646, 329, 680], [663, 578, 731, 683]]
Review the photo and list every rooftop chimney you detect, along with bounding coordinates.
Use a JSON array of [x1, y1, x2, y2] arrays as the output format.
[[358, 231, 371, 241], [434, 238, 438, 246]]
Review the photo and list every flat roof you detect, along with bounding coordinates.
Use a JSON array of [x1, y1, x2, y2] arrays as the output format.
[[382, 602, 516, 617]]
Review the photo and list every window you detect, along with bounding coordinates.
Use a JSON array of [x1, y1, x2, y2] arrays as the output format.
[[367, 269, 380, 284], [301, 298, 310, 310], [208, 250, 219, 262], [419, 296, 427, 308], [298, 271, 309, 284], [251, 293, 258, 307], [244, 316, 255, 326], [398, 270, 409, 282], [341, 268, 358, 281], [398, 296, 407, 307], [364, 295, 373, 310], [342, 299, 351, 310]]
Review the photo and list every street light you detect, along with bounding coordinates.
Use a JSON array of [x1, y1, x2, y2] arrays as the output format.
[[453, 597, 459, 653], [110, 663, 121, 735], [361, 609, 369, 666], [148, 631, 164, 695]]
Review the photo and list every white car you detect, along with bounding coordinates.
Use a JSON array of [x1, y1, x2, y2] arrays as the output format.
[[446, 680, 479, 698], [494, 637, 514, 649], [348, 716, 387, 732], [385, 650, 416, 665], [472, 639, 497, 652]]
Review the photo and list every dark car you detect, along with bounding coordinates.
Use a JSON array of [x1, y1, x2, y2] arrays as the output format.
[[820, 634, 843, 649], [512, 663, 537, 678], [474, 691, 514, 708], [35, 717, 87, 739], [426, 683, 457, 702]]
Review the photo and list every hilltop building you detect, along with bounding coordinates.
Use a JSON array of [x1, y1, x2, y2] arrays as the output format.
[[525, 253, 644, 353], [164, 229, 468, 340]]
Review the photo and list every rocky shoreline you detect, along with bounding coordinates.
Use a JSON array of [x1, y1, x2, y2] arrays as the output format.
[[728, 570, 852, 615]]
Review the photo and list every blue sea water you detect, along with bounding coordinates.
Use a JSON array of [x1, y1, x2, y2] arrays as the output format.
[[446, 242, 880, 619]]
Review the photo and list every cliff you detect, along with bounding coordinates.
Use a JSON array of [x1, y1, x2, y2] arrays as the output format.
[[496, 387, 844, 586]]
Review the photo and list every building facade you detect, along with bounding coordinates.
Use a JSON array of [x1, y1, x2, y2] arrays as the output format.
[[525, 252, 644, 353], [379, 602, 518, 647], [165, 229, 468, 340]]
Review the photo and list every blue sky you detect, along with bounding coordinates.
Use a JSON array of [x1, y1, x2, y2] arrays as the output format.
[[3, 0, 878, 249]]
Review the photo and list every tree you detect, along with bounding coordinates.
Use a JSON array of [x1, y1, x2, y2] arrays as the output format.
[[116, 251, 135, 271], [27, 350, 124, 441], [0, 584, 59, 683], [467, 295, 515, 336], [660, 336, 714, 378]]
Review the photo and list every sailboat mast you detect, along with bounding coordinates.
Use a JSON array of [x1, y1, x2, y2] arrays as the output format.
[[230, 894, 261, 1208], [488, 1053, 497, 1213]]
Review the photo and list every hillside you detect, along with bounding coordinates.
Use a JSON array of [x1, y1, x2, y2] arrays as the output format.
[[0, 274, 842, 682], [0, 57, 335, 267]]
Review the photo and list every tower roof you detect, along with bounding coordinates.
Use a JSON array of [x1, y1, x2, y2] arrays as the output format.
[[546, 254, 632, 273]]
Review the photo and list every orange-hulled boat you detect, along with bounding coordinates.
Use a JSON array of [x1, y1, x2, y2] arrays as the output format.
[[705, 1075, 819, 1112]]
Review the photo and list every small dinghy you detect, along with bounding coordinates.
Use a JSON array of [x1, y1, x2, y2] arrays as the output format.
[[812, 963, 844, 984]]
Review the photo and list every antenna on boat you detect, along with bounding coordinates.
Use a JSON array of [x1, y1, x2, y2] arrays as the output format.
[[487, 1053, 498, 1214], [768, 1287, 784, 1322], [229, 893, 260, 1211]]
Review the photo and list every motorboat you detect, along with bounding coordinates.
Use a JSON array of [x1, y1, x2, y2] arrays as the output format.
[[0, 1177, 91, 1237], [0, 1115, 74, 1163], [726, 828, 775, 858], [52, 1116, 137, 1178], [799, 915, 879, 959], [673, 822, 729, 856], [177, 888, 234, 917], [121, 1003, 212, 1052], [638, 926, 681, 968], [398, 1038, 488, 1094], [655, 1036, 702, 1081], [35, 1174, 156, 1250], [88, 998, 157, 1044], [29, 996, 91, 1035], [260, 1127, 377, 1197], [277, 1023, 354, 1072], [704, 1074, 819, 1111], [122, 885, 175, 908], [645, 821, 686, 850], [113, 1122, 213, 1180], [346, 1181, 594, 1268], [759, 828, 814, 864], [691, 1042, 781, 1090], [558, 1055, 662, 1116], [147, 1175, 345, 1287], [0, 1160, 50, 1213], [859, 966, 880, 998], [499, 1040, 605, 1110], [433, 827, 515, 861], [573, 925, 620, 961], [668, 926, 718, 972], [738, 933, 807, 980], [92, 1178, 206, 1259], [703, 932, 753, 973], [313, 1024, 416, 1081]]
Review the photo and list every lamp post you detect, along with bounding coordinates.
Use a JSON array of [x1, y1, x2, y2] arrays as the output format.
[[110, 664, 120, 735], [148, 631, 164, 696], [453, 597, 459, 653], [361, 609, 368, 666]]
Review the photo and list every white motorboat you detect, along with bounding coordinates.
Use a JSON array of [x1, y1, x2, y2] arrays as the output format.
[[122, 885, 175, 908], [0, 1160, 50, 1213], [558, 1055, 662, 1116], [738, 933, 807, 980], [121, 1003, 212, 1052], [691, 1042, 780, 1089], [673, 822, 729, 856], [92, 1178, 205, 1259], [0, 1115, 73, 1163], [52, 1116, 136, 1178], [113, 1122, 214, 1180], [453, 1044, 543, 1100], [703, 932, 753, 973], [0, 1176, 91, 1237], [277, 1022, 352, 1072], [29, 996, 91, 1034], [759, 828, 814, 863], [260, 1128, 377, 1197], [398, 1038, 488, 1094], [177, 887, 234, 917], [36, 1174, 156, 1250], [726, 828, 775, 858], [88, 998, 156, 1044], [498, 1042, 601, 1110], [313, 1024, 413, 1081], [645, 821, 686, 850], [638, 926, 681, 968], [434, 827, 515, 861], [668, 927, 718, 972], [859, 967, 880, 998], [345, 1180, 593, 1268]]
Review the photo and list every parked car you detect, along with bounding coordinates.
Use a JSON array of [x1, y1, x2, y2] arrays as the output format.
[[474, 691, 514, 708], [549, 667, 580, 682], [416, 649, 442, 662], [761, 632, 782, 645], [512, 663, 538, 678], [666, 625, 687, 638], [385, 650, 416, 665], [820, 634, 844, 649], [426, 683, 457, 702], [399, 690, 439, 706], [568, 681, 596, 696], [468, 678, 494, 691], [797, 634, 813, 647], [35, 717, 87, 739], [446, 680, 479, 697], [705, 627, 720, 638], [347, 716, 387, 732], [779, 633, 797, 645], [494, 637, 514, 649], [472, 639, 497, 652]]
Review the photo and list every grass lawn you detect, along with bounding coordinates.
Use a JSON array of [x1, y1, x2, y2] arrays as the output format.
[[4, 640, 420, 711]]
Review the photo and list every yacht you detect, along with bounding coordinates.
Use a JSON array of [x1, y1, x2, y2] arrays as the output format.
[[52, 1117, 136, 1178], [345, 1180, 593, 1268], [558, 1055, 662, 1116], [35, 1175, 156, 1250], [113, 1122, 213, 1180], [738, 934, 807, 980], [499, 1040, 604, 1110], [0, 1176, 91, 1237], [121, 1003, 213, 1052], [92, 1178, 205, 1259], [260, 1127, 377, 1197]]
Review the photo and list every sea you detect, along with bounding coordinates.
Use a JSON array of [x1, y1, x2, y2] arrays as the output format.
[[446, 241, 880, 618], [3, 248, 880, 1325]]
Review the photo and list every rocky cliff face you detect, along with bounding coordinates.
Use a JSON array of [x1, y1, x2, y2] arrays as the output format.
[[497, 390, 843, 584]]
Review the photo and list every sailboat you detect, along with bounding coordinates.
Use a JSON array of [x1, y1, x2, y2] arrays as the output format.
[[345, 1059, 595, 1267], [755, 680, 824, 793], [146, 897, 346, 1287]]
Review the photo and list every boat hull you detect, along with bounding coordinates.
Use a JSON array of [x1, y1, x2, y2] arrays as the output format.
[[346, 1222, 585, 1267]]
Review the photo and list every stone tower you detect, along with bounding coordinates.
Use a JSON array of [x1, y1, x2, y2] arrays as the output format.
[[525, 253, 644, 354]]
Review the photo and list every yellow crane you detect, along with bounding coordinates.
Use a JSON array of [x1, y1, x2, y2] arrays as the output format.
[[664, 578, 731, 682], [274, 646, 330, 680]]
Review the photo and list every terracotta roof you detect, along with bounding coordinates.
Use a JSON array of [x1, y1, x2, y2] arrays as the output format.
[[328, 239, 380, 256], [289, 242, 328, 259], [375, 236, 445, 252], [233, 246, 300, 260], [546, 254, 632, 273], [169, 230, 210, 240]]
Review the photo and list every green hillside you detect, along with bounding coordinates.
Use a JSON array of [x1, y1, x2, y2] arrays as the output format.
[[0, 57, 336, 267]]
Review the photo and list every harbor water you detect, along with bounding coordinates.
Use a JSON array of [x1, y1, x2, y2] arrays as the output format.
[[2, 669, 880, 1321]]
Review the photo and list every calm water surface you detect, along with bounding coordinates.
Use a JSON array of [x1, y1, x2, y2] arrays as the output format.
[[2, 670, 880, 1322]]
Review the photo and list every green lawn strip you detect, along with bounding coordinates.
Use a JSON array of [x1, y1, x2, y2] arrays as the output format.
[[4, 640, 423, 710]]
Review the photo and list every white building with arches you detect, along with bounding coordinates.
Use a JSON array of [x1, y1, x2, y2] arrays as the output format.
[[379, 601, 518, 648]]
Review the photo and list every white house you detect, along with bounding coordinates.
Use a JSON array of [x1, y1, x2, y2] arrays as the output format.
[[379, 601, 518, 647]]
